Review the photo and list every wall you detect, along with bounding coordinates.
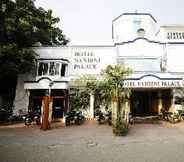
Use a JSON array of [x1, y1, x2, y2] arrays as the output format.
[[13, 74, 30, 115], [113, 14, 158, 43], [167, 44, 184, 73]]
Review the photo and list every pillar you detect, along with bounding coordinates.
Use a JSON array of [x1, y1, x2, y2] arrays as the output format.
[[111, 97, 118, 126], [48, 97, 53, 123], [41, 96, 51, 130], [89, 93, 94, 118], [64, 90, 69, 114], [124, 99, 130, 123], [158, 91, 162, 115], [169, 90, 175, 113]]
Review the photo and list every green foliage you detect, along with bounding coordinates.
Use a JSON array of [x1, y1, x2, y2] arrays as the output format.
[[71, 65, 132, 113], [102, 64, 132, 98], [70, 88, 90, 111], [1, 0, 69, 47], [0, 0, 69, 79], [0, 0, 69, 107], [113, 116, 129, 136]]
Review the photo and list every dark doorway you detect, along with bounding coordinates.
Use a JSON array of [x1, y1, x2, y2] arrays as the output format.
[[131, 90, 159, 116], [52, 98, 64, 118], [29, 89, 67, 119]]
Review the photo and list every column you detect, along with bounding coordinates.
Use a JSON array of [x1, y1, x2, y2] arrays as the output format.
[[111, 96, 118, 126], [89, 93, 94, 118], [158, 91, 162, 115], [41, 96, 50, 130], [169, 90, 175, 113], [64, 90, 69, 114], [124, 99, 130, 123]]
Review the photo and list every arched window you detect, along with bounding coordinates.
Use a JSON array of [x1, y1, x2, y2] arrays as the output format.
[[137, 28, 145, 37]]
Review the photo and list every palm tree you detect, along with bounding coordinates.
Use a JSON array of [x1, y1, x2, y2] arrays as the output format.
[[101, 65, 132, 125]]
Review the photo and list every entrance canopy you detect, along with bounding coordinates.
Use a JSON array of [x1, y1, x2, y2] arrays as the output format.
[[122, 73, 184, 88], [24, 77, 69, 89]]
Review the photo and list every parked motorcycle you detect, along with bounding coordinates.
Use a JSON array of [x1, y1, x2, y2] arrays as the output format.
[[97, 111, 106, 124], [106, 111, 112, 125], [23, 110, 40, 126], [65, 110, 85, 126], [160, 108, 180, 124], [75, 111, 85, 125], [0, 107, 12, 122], [128, 113, 134, 125]]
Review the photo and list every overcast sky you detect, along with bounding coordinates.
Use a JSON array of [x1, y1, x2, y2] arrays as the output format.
[[36, 0, 184, 45]]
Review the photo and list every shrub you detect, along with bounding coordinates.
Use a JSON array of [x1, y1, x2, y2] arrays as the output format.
[[113, 116, 129, 136]]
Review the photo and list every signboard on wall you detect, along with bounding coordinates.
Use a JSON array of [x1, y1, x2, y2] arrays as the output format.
[[122, 74, 184, 88], [122, 80, 184, 88], [71, 48, 116, 76], [73, 51, 100, 70]]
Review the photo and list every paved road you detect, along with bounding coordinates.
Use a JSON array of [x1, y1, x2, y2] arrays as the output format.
[[1, 121, 184, 162]]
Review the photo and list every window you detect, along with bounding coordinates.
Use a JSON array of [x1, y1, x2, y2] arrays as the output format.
[[61, 64, 67, 76], [38, 62, 48, 76], [137, 28, 145, 37], [49, 62, 60, 76], [37, 61, 68, 77]]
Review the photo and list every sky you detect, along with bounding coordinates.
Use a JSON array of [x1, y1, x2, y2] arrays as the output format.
[[35, 0, 184, 45]]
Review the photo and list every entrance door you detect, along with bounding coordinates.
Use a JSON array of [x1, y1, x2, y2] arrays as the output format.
[[52, 97, 64, 118], [131, 90, 158, 116]]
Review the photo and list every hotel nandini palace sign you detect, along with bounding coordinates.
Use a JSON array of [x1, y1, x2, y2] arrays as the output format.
[[122, 74, 184, 88]]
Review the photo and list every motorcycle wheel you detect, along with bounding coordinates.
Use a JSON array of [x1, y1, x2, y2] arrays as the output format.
[[75, 120, 81, 125], [180, 114, 184, 121], [108, 120, 112, 125], [35, 119, 40, 125], [25, 118, 32, 126], [65, 120, 70, 126]]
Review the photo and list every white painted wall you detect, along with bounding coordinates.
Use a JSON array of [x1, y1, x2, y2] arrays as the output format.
[[159, 25, 184, 42], [167, 44, 184, 72], [113, 14, 158, 43], [13, 74, 30, 115], [117, 39, 163, 57], [35, 46, 116, 78]]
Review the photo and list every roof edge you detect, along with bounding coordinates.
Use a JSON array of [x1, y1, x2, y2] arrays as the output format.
[[112, 12, 157, 23]]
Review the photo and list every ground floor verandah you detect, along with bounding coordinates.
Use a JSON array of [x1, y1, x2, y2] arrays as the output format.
[[130, 89, 173, 117]]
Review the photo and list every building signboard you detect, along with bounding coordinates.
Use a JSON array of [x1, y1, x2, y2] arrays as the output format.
[[73, 51, 101, 70], [122, 75, 184, 88], [122, 80, 184, 88]]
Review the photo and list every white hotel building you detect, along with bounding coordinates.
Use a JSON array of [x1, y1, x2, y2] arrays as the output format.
[[14, 13, 184, 118]]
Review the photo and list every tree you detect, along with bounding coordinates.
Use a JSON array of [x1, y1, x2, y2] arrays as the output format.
[[101, 65, 132, 135], [0, 0, 69, 108], [102, 65, 132, 117], [71, 65, 132, 121], [69, 75, 97, 112]]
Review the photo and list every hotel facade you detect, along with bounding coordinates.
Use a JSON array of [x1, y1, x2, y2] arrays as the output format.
[[13, 13, 184, 118]]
